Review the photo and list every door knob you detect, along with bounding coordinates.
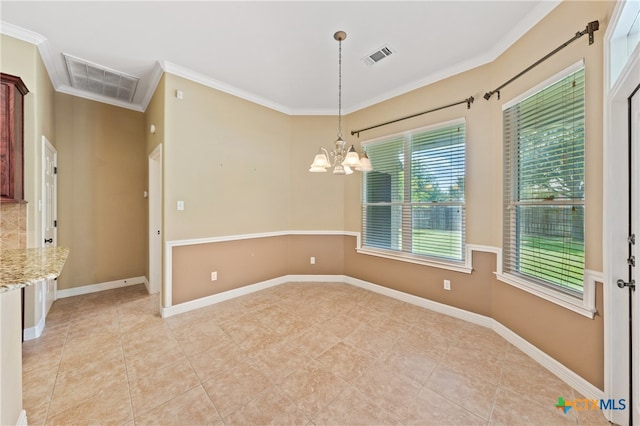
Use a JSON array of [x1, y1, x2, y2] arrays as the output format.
[[617, 279, 636, 290]]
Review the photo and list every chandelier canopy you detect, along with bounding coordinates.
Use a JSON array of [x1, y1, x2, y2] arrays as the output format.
[[309, 31, 372, 175]]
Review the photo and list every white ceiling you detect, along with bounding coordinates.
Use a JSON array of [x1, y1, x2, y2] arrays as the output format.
[[0, 1, 560, 115]]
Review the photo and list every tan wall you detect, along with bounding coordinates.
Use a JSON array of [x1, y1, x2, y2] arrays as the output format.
[[172, 236, 289, 305], [163, 74, 291, 241], [0, 33, 57, 342], [171, 234, 345, 305], [0, 34, 56, 249], [345, 239, 495, 318], [167, 1, 614, 389], [55, 93, 146, 289], [289, 116, 347, 230], [345, 65, 494, 243], [485, 0, 610, 272], [492, 279, 605, 388], [341, 0, 613, 390]]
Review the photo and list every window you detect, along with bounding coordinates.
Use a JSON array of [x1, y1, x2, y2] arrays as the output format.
[[503, 64, 585, 297], [361, 120, 466, 266]]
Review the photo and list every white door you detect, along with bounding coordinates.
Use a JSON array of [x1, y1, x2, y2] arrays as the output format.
[[148, 144, 162, 295], [632, 87, 640, 425], [42, 137, 57, 314]]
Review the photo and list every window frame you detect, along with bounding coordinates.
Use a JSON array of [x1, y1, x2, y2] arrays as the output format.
[[496, 60, 595, 317], [357, 118, 470, 273]]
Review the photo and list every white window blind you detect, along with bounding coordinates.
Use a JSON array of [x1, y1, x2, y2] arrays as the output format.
[[362, 120, 466, 262], [503, 66, 585, 295]]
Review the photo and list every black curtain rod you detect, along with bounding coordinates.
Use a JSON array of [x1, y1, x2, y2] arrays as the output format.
[[350, 96, 474, 138], [483, 20, 599, 101]]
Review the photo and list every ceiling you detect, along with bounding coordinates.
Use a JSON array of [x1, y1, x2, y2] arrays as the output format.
[[0, 1, 560, 115]]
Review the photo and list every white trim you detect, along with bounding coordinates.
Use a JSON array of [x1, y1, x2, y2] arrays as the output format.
[[165, 229, 358, 248], [56, 276, 146, 299], [161, 275, 287, 318], [603, 2, 640, 423], [343, 275, 493, 327], [355, 243, 498, 275], [148, 144, 162, 297], [163, 232, 602, 318], [0, 21, 46, 45], [161, 273, 602, 402], [41, 136, 57, 250], [492, 321, 604, 402], [56, 84, 145, 112], [22, 312, 45, 341], [15, 410, 27, 426], [163, 230, 359, 309], [496, 272, 597, 319], [143, 276, 150, 293], [360, 117, 466, 146], [356, 247, 473, 274], [164, 240, 173, 308], [162, 61, 293, 116], [502, 60, 585, 110], [140, 61, 165, 112]]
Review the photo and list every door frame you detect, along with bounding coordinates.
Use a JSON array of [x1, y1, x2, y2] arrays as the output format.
[[631, 86, 640, 425], [603, 2, 640, 424], [41, 136, 57, 248], [41, 135, 57, 310], [148, 144, 162, 296]]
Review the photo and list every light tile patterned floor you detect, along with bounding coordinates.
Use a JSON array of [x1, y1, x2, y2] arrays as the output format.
[[22, 282, 610, 425]]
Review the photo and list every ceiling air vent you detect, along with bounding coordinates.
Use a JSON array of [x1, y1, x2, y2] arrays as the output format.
[[361, 45, 395, 67], [63, 53, 139, 103]]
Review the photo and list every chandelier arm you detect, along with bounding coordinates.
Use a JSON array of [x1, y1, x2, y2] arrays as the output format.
[[321, 147, 334, 166]]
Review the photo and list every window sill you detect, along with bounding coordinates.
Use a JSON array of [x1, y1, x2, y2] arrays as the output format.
[[356, 247, 473, 274], [495, 272, 597, 319]]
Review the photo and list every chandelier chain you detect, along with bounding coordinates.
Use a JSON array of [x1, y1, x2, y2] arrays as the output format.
[[338, 36, 342, 139]]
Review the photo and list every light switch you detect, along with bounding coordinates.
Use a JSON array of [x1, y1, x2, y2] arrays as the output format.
[[177, 201, 185, 211]]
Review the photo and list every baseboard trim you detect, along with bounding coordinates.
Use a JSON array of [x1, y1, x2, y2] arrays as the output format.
[[56, 276, 147, 299], [343, 276, 494, 328], [160, 273, 602, 402], [143, 276, 150, 293], [491, 321, 604, 402], [16, 409, 27, 426], [22, 311, 45, 341], [161, 276, 287, 318]]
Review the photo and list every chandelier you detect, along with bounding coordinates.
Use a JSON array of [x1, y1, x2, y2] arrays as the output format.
[[309, 31, 372, 175]]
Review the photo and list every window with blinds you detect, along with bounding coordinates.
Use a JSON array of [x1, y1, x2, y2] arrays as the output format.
[[503, 65, 585, 295], [362, 120, 466, 263]]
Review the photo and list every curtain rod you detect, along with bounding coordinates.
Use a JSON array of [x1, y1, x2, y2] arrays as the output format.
[[483, 20, 599, 101], [350, 96, 474, 138]]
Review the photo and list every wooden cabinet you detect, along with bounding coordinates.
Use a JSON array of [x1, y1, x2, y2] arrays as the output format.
[[0, 73, 28, 202]]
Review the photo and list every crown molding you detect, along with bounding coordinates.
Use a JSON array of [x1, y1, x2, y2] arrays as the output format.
[[0, 21, 46, 45], [161, 60, 294, 115], [57, 84, 145, 112], [140, 61, 165, 111]]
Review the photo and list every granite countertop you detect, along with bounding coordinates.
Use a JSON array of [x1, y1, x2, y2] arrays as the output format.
[[0, 247, 69, 293]]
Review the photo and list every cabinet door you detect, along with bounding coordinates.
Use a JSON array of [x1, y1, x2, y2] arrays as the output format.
[[0, 82, 12, 198], [0, 73, 28, 202]]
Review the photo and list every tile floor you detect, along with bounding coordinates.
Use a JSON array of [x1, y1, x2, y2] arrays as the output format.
[[22, 282, 610, 425]]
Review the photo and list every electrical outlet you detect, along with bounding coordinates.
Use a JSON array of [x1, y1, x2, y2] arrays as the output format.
[[211, 271, 218, 281], [444, 279, 451, 290], [310, 257, 316, 265]]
